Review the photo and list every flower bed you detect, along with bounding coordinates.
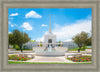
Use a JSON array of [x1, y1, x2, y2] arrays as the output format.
[[8, 55, 32, 61], [67, 56, 92, 62]]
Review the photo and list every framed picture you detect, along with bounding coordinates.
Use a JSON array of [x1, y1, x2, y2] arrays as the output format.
[[0, 0, 100, 72]]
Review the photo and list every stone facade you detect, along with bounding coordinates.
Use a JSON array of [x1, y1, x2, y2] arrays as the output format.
[[44, 33, 56, 44], [43, 14, 56, 45]]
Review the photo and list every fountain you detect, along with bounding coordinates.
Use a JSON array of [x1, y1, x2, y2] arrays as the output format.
[[48, 44, 52, 52], [33, 15, 67, 56], [33, 43, 67, 56]]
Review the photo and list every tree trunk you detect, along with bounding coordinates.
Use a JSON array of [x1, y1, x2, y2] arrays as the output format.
[[78, 45, 82, 53], [78, 48, 80, 53], [19, 45, 23, 53]]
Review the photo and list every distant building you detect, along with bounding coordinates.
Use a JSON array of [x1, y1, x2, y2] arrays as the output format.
[[23, 40, 78, 49], [62, 41, 78, 48]]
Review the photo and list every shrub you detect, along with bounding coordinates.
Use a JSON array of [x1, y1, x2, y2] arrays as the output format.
[[81, 46, 87, 50], [20, 58, 24, 61], [40, 44, 42, 47], [23, 45, 27, 49], [81, 47, 85, 50], [68, 46, 88, 51], [13, 45, 20, 50]]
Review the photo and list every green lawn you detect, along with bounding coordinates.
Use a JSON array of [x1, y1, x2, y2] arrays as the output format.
[[68, 46, 91, 51], [68, 49, 85, 51], [8, 61, 92, 64], [16, 49, 33, 51]]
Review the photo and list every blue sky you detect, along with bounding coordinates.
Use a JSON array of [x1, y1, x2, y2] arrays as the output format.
[[8, 8, 92, 42]]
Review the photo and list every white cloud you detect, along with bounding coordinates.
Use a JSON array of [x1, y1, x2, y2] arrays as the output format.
[[41, 24, 48, 27], [10, 13, 18, 16], [53, 19, 91, 41], [11, 24, 14, 27], [9, 22, 18, 27], [36, 37, 44, 42], [8, 32, 12, 34], [22, 22, 33, 30], [25, 10, 42, 18], [36, 16, 92, 42]]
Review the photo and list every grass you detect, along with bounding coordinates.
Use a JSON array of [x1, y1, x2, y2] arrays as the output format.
[[68, 49, 85, 51], [68, 46, 92, 51], [8, 61, 92, 64], [16, 49, 33, 51]]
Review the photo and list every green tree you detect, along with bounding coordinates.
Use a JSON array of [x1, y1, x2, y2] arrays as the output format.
[[86, 36, 92, 46], [40, 41, 42, 47], [9, 33, 14, 45], [72, 31, 90, 52], [9, 30, 30, 52], [58, 41, 61, 43], [58, 41, 61, 46], [8, 33, 14, 48]]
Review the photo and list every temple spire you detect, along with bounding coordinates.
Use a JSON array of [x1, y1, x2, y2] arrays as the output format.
[[49, 14, 52, 33]]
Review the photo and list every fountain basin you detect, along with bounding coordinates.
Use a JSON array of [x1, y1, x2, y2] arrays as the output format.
[[33, 47, 68, 56], [35, 50, 65, 56]]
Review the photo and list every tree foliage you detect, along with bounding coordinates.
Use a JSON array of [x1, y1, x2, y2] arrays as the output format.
[[9, 33, 14, 45], [9, 30, 30, 52], [86, 36, 92, 46], [72, 31, 91, 52]]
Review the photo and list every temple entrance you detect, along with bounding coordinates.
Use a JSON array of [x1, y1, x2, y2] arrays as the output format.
[[48, 39, 52, 43]]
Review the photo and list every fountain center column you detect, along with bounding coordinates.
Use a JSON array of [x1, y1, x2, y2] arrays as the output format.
[[48, 43, 52, 52]]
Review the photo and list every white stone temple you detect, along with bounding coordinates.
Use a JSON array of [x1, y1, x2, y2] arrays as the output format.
[[22, 15, 78, 56], [44, 15, 56, 47], [23, 15, 78, 51]]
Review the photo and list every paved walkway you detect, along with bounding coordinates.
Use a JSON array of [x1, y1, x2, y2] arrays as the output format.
[[26, 56, 73, 63]]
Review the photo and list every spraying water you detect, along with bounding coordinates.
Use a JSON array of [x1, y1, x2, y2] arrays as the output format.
[[48, 44, 52, 52]]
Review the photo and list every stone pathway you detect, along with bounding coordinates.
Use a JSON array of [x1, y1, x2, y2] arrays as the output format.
[[26, 56, 73, 63]]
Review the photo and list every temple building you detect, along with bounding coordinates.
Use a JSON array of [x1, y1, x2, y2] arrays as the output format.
[[23, 15, 78, 49], [44, 15, 56, 47]]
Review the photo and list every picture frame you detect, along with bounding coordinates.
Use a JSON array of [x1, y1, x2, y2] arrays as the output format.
[[0, 0, 100, 72]]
